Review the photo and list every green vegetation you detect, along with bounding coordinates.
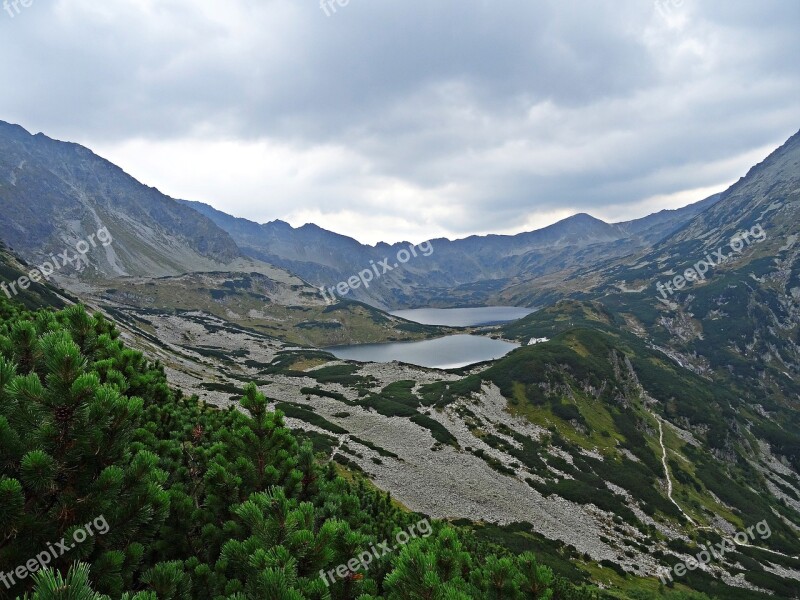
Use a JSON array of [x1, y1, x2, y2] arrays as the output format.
[[301, 386, 350, 402], [275, 401, 349, 434], [355, 381, 459, 447], [0, 298, 606, 599], [362, 380, 419, 417], [309, 364, 373, 387], [200, 381, 243, 395], [350, 436, 399, 460], [409, 413, 458, 447], [418, 376, 483, 408], [99, 276, 446, 347]]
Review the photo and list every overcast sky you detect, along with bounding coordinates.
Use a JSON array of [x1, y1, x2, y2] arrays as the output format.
[[1, 0, 799, 245]]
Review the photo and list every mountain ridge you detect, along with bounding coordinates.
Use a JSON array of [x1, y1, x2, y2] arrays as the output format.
[[2, 120, 800, 599], [0, 120, 243, 279], [180, 191, 720, 309]]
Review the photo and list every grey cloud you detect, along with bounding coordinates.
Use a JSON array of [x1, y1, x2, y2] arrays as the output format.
[[0, 0, 798, 241]]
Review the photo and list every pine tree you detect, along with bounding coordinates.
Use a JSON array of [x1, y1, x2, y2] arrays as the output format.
[[3, 300, 609, 600], [25, 563, 156, 600], [516, 552, 554, 599], [0, 306, 168, 597]]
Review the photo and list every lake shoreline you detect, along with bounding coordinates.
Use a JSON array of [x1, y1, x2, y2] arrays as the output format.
[[327, 306, 534, 369]]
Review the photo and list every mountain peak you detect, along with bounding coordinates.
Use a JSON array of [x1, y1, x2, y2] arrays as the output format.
[[265, 219, 294, 230], [0, 122, 243, 277], [0, 120, 33, 140], [563, 212, 607, 224]]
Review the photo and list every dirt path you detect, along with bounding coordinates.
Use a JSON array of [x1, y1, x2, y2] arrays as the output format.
[[733, 540, 799, 559], [655, 414, 697, 526]]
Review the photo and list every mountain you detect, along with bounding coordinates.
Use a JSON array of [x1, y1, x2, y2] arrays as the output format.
[[180, 194, 718, 310], [0, 118, 717, 311], [2, 119, 800, 598], [495, 132, 800, 309], [516, 128, 800, 397], [615, 192, 722, 243], [0, 240, 74, 310], [0, 121, 452, 347], [0, 121, 242, 279], [498, 129, 800, 459]]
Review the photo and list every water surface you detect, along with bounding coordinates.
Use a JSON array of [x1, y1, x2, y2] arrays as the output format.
[[391, 306, 536, 327], [328, 334, 519, 370]]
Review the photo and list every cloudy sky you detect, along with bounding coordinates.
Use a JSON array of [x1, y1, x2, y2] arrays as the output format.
[[1, 0, 799, 245]]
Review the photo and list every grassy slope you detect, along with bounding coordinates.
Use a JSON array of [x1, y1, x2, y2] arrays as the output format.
[[475, 302, 800, 598], [94, 271, 448, 347]]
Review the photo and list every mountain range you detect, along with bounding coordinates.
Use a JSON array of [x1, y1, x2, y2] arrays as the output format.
[[1, 119, 800, 599], [0, 119, 720, 310], [179, 194, 721, 309]]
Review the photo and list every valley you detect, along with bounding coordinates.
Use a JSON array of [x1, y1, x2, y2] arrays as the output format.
[[5, 4, 800, 599], [1, 121, 800, 599]]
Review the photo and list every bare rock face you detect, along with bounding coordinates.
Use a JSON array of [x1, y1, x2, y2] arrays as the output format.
[[0, 120, 242, 279]]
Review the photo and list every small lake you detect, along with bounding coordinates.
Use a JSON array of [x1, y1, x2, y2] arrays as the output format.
[[328, 334, 519, 370], [391, 306, 536, 327]]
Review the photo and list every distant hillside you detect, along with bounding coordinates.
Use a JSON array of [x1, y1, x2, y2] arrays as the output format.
[[0, 121, 242, 280], [180, 193, 717, 310], [0, 118, 719, 310], [567, 128, 800, 399], [0, 240, 74, 310]]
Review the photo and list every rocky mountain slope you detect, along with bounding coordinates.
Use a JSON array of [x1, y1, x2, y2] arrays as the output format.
[[2, 121, 800, 598], [497, 129, 800, 308], [180, 194, 718, 310], [0, 241, 73, 310], [0, 120, 242, 279], [83, 291, 800, 599], [93, 270, 447, 347], [0, 121, 444, 347], [497, 129, 800, 407]]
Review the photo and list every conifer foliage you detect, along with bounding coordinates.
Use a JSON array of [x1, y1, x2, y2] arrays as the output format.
[[0, 300, 600, 599]]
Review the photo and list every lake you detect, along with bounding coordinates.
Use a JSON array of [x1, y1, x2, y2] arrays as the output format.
[[328, 334, 519, 370], [328, 306, 534, 369], [391, 306, 536, 327]]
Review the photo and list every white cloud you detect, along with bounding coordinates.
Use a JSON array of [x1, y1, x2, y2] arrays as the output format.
[[1, 0, 799, 243]]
